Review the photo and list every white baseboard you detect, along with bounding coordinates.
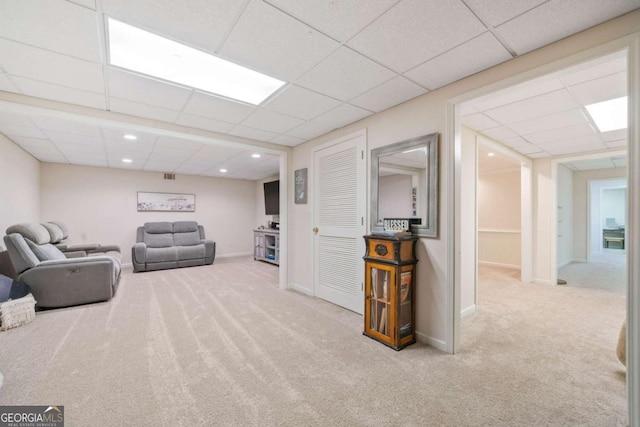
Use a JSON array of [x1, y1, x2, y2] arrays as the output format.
[[415, 330, 448, 352], [461, 305, 477, 318], [557, 260, 571, 269], [478, 261, 521, 270], [533, 279, 552, 285], [217, 251, 253, 258], [288, 283, 313, 296], [558, 258, 587, 268]]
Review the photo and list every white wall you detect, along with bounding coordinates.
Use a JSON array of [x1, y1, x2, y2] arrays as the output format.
[[379, 174, 413, 218], [602, 188, 626, 227], [460, 126, 477, 316], [477, 169, 521, 268], [0, 135, 40, 236], [287, 11, 640, 350], [556, 164, 574, 267], [255, 175, 279, 229], [40, 163, 257, 264], [573, 167, 627, 260]]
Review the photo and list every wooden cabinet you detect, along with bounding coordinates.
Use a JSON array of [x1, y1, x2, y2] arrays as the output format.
[[363, 234, 418, 350], [254, 229, 279, 266]]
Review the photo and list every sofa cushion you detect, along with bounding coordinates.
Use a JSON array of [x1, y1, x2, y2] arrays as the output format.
[[49, 221, 69, 239], [173, 221, 198, 233], [174, 230, 201, 246], [144, 222, 173, 234], [26, 241, 66, 262], [177, 244, 205, 260], [6, 223, 51, 245], [41, 222, 64, 244], [146, 247, 178, 263], [144, 232, 174, 248]]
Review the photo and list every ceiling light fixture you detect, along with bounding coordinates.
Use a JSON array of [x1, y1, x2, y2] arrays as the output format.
[[123, 134, 137, 140], [252, 153, 261, 158], [219, 168, 227, 173], [122, 158, 132, 163], [585, 96, 628, 132], [107, 18, 286, 105], [488, 152, 495, 157]]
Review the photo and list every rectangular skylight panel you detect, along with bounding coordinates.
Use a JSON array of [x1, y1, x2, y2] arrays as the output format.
[[107, 18, 285, 105], [585, 96, 628, 132]]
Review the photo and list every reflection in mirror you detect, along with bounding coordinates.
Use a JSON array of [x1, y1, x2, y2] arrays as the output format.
[[370, 133, 438, 237]]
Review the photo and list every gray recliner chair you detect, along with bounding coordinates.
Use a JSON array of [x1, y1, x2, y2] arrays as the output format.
[[3, 223, 120, 309], [41, 221, 122, 263]]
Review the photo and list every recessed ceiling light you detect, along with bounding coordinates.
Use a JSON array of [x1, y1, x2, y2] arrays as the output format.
[[219, 168, 227, 173], [488, 152, 495, 157], [123, 134, 137, 140], [107, 18, 286, 105], [585, 96, 627, 132], [122, 158, 132, 163], [252, 153, 261, 158]]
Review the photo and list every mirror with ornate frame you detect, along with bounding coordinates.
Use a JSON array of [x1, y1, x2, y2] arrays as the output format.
[[370, 133, 438, 237]]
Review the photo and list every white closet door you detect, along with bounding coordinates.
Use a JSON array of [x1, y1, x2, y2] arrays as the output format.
[[313, 131, 366, 314]]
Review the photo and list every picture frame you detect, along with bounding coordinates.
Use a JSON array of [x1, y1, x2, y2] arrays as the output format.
[[137, 191, 196, 212], [294, 168, 308, 204]]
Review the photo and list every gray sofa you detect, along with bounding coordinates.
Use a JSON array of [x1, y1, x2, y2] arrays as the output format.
[[3, 223, 121, 309], [132, 221, 215, 272], [41, 221, 122, 263]]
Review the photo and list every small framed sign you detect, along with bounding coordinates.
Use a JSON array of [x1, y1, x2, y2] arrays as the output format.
[[383, 218, 422, 232]]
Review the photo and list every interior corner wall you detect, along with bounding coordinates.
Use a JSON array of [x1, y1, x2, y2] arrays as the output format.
[[255, 175, 279, 229], [287, 11, 640, 350], [39, 163, 256, 264], [0, 135, 40, 235], [573, 167, 627, 260], [556, 164, 574, 267]]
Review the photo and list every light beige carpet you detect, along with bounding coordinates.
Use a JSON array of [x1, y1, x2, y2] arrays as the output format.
[[0, 257, 626, 426]]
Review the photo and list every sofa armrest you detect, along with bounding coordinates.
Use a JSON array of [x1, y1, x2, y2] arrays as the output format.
[[61, 243, 101, 252], [87, 244, 121, 254], [202, 240, 215, 264], [133, 242, 147, 264], [64, 250, 87, 258], [19, 258, 118, 308]]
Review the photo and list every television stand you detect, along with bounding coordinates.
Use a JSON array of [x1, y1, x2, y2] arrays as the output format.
[[254, 229, 279, 266]]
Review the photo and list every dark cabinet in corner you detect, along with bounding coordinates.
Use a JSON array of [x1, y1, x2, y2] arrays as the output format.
[[254, 229, 279, 266]]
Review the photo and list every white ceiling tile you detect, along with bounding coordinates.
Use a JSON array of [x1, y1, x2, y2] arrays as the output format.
[[44, 130, 103, 145], [141, 162, 182, 172], [26, 147, 68, 162], [270, 134, 305, 146], [528, 152, 550, 159], [68, 0, 96, 9], [0, 39, 104, 93], [197, 145, 243, 160], [461, 113, 500, 131], [0, 0, 101, 62], [484, 89, 577, 124], [101, 127, 158, 144], [174, 164, 211, 175], [349, 76, 426, 113], [0, 113, 35, 128], [480, 126, 519, 142], [495, 0, 640, 55], [182, 92, 256, 124], [241, 109, 305, 134], [601, 129, 627, 142], [102, 0, 245, 53], [606, 140, 627, 148], [501, 136, 530, 148], [569, 71, 627, 106], [311, 104, 372, 130], [66, 157, 107, 168], [107, 152, 150, 163], [263, 85, 341, 120], [507, 109, 588, 135], [347, 0, 486, 72], [105, 144, 153, 159], [537, 134, 603, 150], [511, 143, 543, 155], [265, 0, 397, 42], [147, 147, 193, 161], [286, 121, 333, 140], [11, 76, 106, 109], [0, 73, 20, 92], [562, 51, 627, 86], [463, 0, 548, 27], [154, 136, 205, 152], [459, 104, 479, 116], [175, 113, 235, 134], [54, 142, 105, 155], [545, 143, 607, 156], [228, 125, 279, 142], [296, 46, 396, 101], [107, 68, 193, 111], [405, 33, 512, 90], [524, 123, 598, 144], [9, 136, 55, 150], [471, 78, 566, 112], [109, 98, 180, 123], [29, 116, 102, 137], [219, 0, 339, 81], [0, 124, 48, 139]]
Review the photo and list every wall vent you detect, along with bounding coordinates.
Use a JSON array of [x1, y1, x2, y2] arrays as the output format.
[[164, 173, 176, 180]]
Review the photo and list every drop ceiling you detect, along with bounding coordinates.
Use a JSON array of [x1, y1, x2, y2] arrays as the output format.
[[0, 0, 638, 179]]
